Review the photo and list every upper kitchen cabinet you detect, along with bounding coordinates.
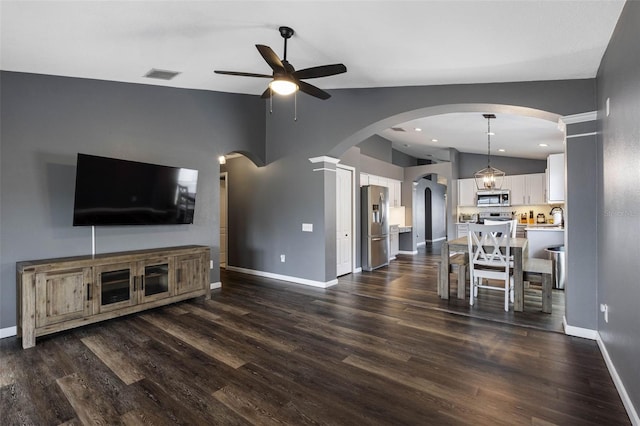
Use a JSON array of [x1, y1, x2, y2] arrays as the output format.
[[388, 180, 402, 207], [507, 173, 545, 205], [458, 178, 476, 206], [360, 173, 402, 207], [547, 153, 565, 203]]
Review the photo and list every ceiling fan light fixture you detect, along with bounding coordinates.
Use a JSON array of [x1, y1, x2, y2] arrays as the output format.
[[269, 78, 298, 95]]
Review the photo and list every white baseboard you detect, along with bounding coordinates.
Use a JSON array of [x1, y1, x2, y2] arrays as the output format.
[[426, 237, 446, 243], [417, 241, 426, 247], [353, 267, 362, 273], [563, 316, 598, 340], [597, 333, 640, 425], [210, 282, 222, 290], [0, 326, 17, 339], [226, 265, 338, 288], [389, 256, 397, 261], [398, 250, 418, 255]]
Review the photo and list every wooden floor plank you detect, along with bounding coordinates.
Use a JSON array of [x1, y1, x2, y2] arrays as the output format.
[[0, 243, 631, 425]]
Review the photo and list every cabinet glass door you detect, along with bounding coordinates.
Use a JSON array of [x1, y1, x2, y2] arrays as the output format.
[[144, 264, 169, 298], [100, 269, 131, 306]]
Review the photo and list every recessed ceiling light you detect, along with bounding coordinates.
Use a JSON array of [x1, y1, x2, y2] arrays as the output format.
[[414, 127, 422, 132], [539, 143, 548, 147], [498, 148, 506, 152], [431, 139, 438, 142]]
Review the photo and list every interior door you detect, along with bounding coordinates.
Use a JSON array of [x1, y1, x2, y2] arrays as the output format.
[[336, 166, 353, 276], [220, 173, 228, 268]]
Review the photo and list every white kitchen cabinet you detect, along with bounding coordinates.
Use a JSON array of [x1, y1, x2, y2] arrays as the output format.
[[527, 173, 546, 204], [547, 153, 565, 203], [389, 225, 399, 259], [388, 179, 402, 207], [369, 175, 386, 187], [361, 174, 402, 207], [507, 174, 545, 205], [457, 178, 476, 207]]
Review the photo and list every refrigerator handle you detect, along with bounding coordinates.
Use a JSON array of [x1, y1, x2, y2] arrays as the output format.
[[380, 192, 386, 229]]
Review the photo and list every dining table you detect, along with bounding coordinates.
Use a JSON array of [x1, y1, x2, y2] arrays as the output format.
[[440, 236, 529, 311]]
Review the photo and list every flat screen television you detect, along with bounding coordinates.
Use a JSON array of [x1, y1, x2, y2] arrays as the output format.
[[73, 153, 199, 226]]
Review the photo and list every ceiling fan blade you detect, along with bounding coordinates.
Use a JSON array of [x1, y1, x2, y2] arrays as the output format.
[[256, 44, 286, 73], [297, 80, 331, 100], [214, 70, 273, 78], [294, 64, 347, 80]]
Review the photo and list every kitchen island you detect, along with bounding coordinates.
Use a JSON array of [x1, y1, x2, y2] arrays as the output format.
[[525, 226, 564, 258]]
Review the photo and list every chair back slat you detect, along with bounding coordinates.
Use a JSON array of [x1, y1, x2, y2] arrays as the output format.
[[468, 223, 511, 270]]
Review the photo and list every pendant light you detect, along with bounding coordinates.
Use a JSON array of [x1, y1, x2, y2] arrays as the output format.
[[474, 113, 505, 190]]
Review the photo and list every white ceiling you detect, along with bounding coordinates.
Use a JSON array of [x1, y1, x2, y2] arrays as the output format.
[[0, 1, 626, 159]]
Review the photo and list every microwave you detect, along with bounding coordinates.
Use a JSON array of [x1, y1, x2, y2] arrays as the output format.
[[476, 190, 510, 207]]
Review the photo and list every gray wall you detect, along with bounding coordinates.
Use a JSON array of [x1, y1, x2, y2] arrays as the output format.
[[596, 0, 640, 414], [357, 135, 393, 163], [458, 152, 547, 178], [0, 72, 265, 329], [392, 149, 419, 167], [565, 135, 598, 330]]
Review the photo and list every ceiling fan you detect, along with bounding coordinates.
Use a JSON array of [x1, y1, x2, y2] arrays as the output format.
[[214, 26, 347, 100]]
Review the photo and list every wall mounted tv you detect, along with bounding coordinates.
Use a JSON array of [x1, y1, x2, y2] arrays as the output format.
[[73, 153, 199, 226]]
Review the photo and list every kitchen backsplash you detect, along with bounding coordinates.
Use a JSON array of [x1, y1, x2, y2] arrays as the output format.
[[458, 204, 564, 224], [389, 206, 405, 226]]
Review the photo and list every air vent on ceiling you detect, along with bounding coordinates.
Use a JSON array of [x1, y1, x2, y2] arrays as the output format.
[[390, 127, 406, 132], [144, 68, 181, 80]]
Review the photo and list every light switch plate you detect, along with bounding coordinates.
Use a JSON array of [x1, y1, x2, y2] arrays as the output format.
[[302, 223, 313, 232]]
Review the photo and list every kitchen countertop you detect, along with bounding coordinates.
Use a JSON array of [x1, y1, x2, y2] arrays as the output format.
[[525, 226, 564, 231]]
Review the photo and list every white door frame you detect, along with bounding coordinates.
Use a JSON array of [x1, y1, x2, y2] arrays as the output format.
[[219, 172, 228, 268], [336, 164, 357, 274]]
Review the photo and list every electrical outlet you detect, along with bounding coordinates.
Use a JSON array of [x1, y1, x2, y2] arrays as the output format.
[[210, 260, 214, 269], [606, 97, 610, 117], [600, 303, 609, 323], [280, 254, 286, 263]]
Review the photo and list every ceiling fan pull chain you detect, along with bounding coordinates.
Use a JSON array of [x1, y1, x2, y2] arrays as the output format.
[[269, 86, 273, 114], [294, 90, 297, 121]]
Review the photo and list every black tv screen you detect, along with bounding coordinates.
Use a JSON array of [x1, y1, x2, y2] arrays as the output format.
[[73, 153, 199, 226]]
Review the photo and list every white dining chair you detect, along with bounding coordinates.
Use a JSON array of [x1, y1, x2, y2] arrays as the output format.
[[468, 223, 514, 312], [483, 219, 517, 238]]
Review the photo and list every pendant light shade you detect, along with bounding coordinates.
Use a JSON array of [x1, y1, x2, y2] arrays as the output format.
[[474, 114, 505, 190]]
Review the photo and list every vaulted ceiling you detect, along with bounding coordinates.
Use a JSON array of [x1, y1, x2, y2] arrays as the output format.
[[0, 1, 626, 159]]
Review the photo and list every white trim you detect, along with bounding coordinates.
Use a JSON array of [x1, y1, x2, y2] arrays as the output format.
[[389, 256, 397, 261], [337, 164, 358, 281], [353, 267, 362, 273], [597, 333, 640, 425], [309, 156, 340, 164], [1, 326, 17, 339], [226, 265, 338, 288], [417, 241, 426, 247], [312, 167, 336, 172], [210, 282, 222, 290], [566, 131, 597, 139], [561, 111, 597, 124], [398, 250, 418, 255], [563, 316, 598, 340], [426, 237, 446, 243]]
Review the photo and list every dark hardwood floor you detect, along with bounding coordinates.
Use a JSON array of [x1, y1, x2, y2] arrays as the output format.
[[1, 247, 630, 425]]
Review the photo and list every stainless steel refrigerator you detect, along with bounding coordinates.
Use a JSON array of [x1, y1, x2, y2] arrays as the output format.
[[361, 185, 389, 271]]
